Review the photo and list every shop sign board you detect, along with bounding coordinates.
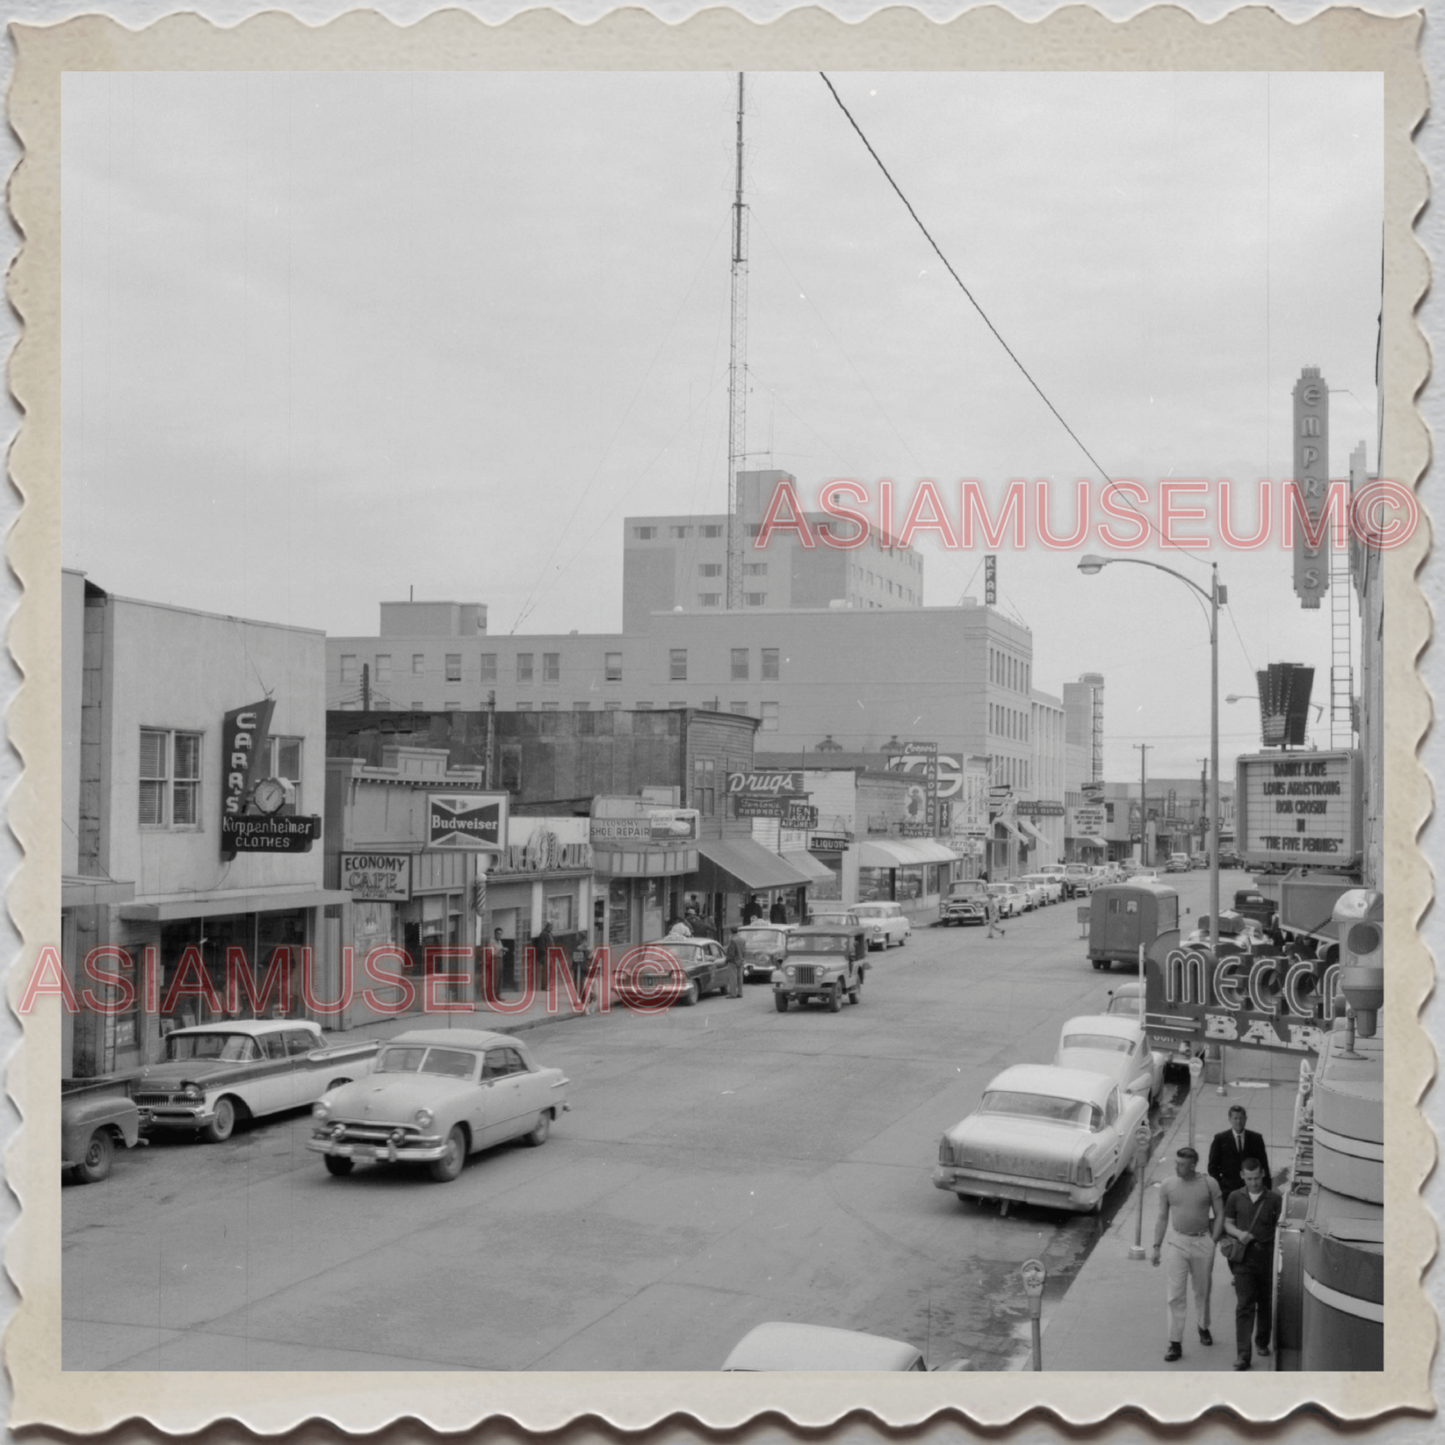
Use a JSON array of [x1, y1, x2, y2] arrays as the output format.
[[590, 798, 701, 846], [1070, 805, 1106, 836], [1016, 800, 1065, 817], [427, 792, 508, 851], [220, 697, 276, 819], [221, 814, 321, 853], [889, 751, 971, 802], [1143, 929, 1339, 1056], [809, 835, 852, 852], [341, 852, 412, 901], [1292, 366, 1331, 609], [733, 796, 790, 818], [1235, 749, 1362, 866], [493, 818, 593, 874], [727, 770, 804, 798], [783, 802, 819, 829]]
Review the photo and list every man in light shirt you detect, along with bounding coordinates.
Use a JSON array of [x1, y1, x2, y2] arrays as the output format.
[[1151, 1145, 1224, 1361]]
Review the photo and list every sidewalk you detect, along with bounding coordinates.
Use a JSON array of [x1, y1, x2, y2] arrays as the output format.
[[327, 988, 600, 1048], [1043, 1046, 1302, 1371]]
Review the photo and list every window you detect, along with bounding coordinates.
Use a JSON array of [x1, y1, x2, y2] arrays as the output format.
[[445, 653, 462, 683], [745, 592, 767, 606], [444, 701, 461, 711], [543, 652, 560, 683], [698, 593, 721, 607], [412, 701, 427, 711], [731, 648, 749, 681], [760, 702, 779, 731], [693, 757, 716, 816], [412, 654, 425, 675], [669, 700, 687, 709], [633, 525, 657, 540], [743, 562, 767, 576], [140, 728, 201, 827], [699, 563, 722, 577], [702, 524, 722, 538], [671, 525, 691, 539], [374, 655, 391, 684], [730, 702, 750, 716], [339, 654, 357, 684], [635, 701, 653, 710], [517, 653, 534, 683], [573, 701, 590, 711], [670, 649, 687, 682], [541, 702, 560, 712], [515, 702, 533, 711], [605, 652, 623, 682], [265, 736, 304, 813], [746, 522, 762, 537], [888, 580, 894, 595], [479, 652, 497, 682], [761, 648, 780, 680], [604, 700, 622, 711]]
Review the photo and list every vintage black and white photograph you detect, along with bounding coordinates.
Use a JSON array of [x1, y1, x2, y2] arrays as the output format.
[[12, 8, 1428, 1428]]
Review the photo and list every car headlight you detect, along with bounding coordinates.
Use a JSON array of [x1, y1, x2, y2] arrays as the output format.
[[784, 966, 795, 981], [312, 1101, 331, 1121], [415, 1108, 434, 1128], [180, 1082, 202, 1103]]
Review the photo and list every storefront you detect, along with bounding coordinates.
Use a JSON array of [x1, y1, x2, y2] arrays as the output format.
[[857, 838, 961, 909], [590, 796, 700, 948], [693, 837, 813, 931]]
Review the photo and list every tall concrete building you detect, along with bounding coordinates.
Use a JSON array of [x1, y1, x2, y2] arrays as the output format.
[[622, 470, 923, 631]]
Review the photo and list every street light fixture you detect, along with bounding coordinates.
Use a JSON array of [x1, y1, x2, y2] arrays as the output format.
[[1077, 553, 1225, 961], [1225, 693, 1325, 719]]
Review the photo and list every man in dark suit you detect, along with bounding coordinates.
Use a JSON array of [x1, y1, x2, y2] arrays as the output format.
[[1208, 1104, 1272, 1200]]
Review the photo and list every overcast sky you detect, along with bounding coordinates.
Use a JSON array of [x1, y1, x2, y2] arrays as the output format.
[[61, 69, 1383, 778]]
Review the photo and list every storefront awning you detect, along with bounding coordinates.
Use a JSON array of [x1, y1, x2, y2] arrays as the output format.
[[780, 849, 836, 884], [991, 819, 1025, 845], [1076, 835, 1108, 849], [1017, 818, 1047, 844], [858, 838, 959, 868], [63, 875, 136, 908], [696, 839, 812, 891], [119, 887, 353, 922]]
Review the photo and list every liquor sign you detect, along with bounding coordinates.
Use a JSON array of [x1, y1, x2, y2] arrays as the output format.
[[1016, 800, 1065, 818], [340, 852, 412, 901], [1143, 929, 1339, 1057], [427, 792, 508, 851], [1292, 366, 1331, 609], [1235, 749, 1362, 867], [810, 835, 852, 852], [727, 770, 804, 799], [222, 814, 321, 854]]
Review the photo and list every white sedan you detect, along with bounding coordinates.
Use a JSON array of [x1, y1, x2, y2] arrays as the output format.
[[853, 901, 911, 949], [986, 882, 1026, 917], [1018, 873, 1062, 905], [934, 1064, 1149, 1214], [1054, 1013, 1166, 1102]]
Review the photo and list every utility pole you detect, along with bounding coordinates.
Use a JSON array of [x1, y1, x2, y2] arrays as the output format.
[[1134, 743, 1151, 866], [725, 72, 749, 611], [1198, 757, 1208, 852], [485, 690, 497, 790], [361, 663, 370, 713]]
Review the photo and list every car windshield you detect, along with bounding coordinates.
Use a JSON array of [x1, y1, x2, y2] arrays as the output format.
[[166, 1032, 260, 1063], [980, 1090, 1101, 1129], [854, 906, 889, 918], [788, 934, 848, 955], [376, 1045, 481, 1079], [1062, 1033, 1133, 1055], [810, 910, 850, 923], [738, 929, 785, 950]]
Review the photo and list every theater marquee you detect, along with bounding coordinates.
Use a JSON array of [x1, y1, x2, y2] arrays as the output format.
[[1235, 748, 1363, 868]]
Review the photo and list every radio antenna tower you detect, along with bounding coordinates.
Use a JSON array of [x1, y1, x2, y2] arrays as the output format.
[[725, 73, 749, 610]]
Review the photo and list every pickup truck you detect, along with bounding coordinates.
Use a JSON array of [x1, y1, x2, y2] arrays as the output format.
[[938, 879, 989, 926], [62, 1076, 144, 1183]]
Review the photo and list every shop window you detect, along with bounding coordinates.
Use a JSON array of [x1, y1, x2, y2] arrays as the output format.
[[545, 894, 574, 933], [479, 652, 497, 682], [139, 727, 201, 828], [445, 653, 462, 683], [731, 648, 749, 681], [605, 651, 623, 682], [517, 652, 534, 683], [760, 702, 779, 731], [761, 648, 780, 680], [543, 652, 560, 683], [339, 654, 357, 684], [670, 649, 687, 682]]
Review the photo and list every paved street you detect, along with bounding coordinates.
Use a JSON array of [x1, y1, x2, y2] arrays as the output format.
[[63, 875, 1234, 1373]]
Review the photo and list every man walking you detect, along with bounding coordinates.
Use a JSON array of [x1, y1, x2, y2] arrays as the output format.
[[723, 928, 746, 999], [985, 890, 1005, 938], [1223, 1158, 1282, 1369], [1151, 1145, 1224, 1361], [1208, 1104, 1272, 1201]]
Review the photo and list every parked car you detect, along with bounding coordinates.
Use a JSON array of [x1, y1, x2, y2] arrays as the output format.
[[62, 1079, 142, 1183], [1013, 878, 1046, 911], [986, 882, 1025, 918], [773, 926, 866, 1012], [938, 878, 989, 926], [854, 901, 911, 949], [1181, 911, 1270, 957], [1189, 851, 1209, 869], [308, 1028, 569, 1182], [1104, 980, 1144, 1017], [733, 923, 794, 982], [132, 1019, 380, 1142], [1087, 881, 1181, 972], [1218, 849, 1242, 870], [1053, 1013, 1166, 1102], [1233, 888, 1278, 933], [1018, 873, 1062, 905], [804, 903, 867, 958], [721, 1322, 970, 1372], [629, 936, 737, 1005], [1165, 852, 1190, 873], [1062, 864, 1096, 897], [933, 1063, 1149, 1215]]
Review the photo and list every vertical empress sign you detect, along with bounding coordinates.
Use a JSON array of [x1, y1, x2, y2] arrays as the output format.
[[1292, 365, 1330, 608]]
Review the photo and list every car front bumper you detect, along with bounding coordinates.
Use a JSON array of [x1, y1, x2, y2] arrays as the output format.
[[307, 1133, 450, 1164], [137, 1104, 217, 1130], [932, 1164, 1099, 1213]]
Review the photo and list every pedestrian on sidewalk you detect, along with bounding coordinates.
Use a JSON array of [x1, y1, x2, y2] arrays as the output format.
[[723, 928, 745, 999], [1222, 1158, 1282, 1370], [1151, 1145, 1224, 1362], [1208, 1104, 1272, 1200], [769, 896, 788, 924]]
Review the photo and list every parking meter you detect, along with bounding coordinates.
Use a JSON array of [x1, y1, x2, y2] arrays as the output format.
[[1021, 1259, 1046, 1370]]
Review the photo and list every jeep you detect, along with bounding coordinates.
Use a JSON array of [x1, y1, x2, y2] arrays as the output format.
[[773, 926, 866, 1013]]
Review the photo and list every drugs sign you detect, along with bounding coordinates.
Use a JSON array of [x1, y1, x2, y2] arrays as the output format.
[[1235, 749, 1362, 867]]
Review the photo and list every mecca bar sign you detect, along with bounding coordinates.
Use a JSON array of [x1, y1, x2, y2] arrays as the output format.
[[1234, 749, 1363, 868]]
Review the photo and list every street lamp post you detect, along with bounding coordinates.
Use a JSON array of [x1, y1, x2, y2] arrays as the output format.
[[1078, 555, 1223, 960]]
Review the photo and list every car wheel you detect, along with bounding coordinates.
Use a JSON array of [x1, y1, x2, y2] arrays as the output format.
[[681, 980, 699, 1007], [323, 1154, 354, 1177], [203, 1097, 236, 1143], [429, 1125, 467, 1182], [523, 1110, 551, 1147], [774, 992, 788, 1013], [74, 1128, 114, 1184], [828, 982, 843, 1013]]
